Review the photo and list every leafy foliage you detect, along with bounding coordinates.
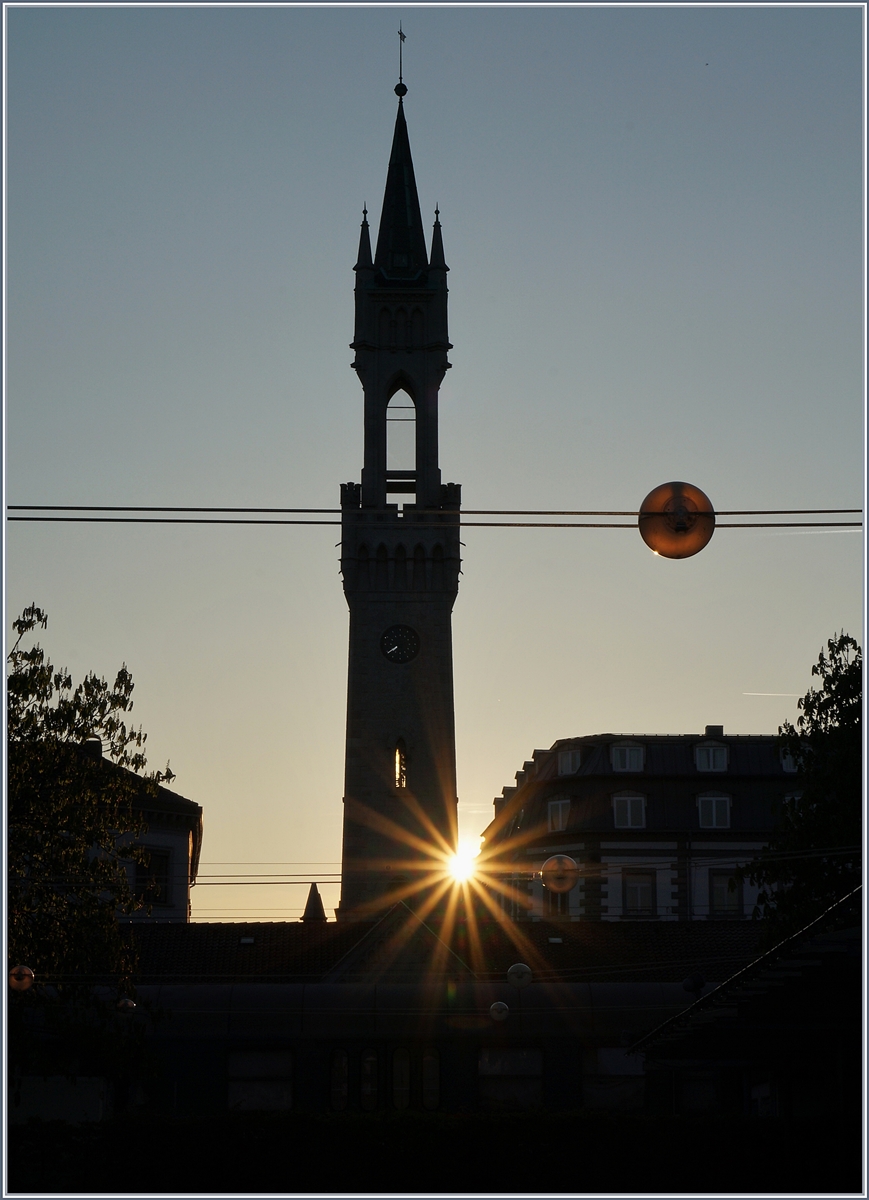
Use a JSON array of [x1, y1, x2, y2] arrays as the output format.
[[7, 605, 174, 991], [745, 633, 862, 943]]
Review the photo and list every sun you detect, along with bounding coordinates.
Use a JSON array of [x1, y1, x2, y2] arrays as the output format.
[[448, 840, 480, 883]]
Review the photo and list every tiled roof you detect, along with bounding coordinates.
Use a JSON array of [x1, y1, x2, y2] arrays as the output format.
[[131, 915, 763, 986]]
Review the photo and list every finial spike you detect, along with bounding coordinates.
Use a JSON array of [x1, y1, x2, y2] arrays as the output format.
[[395, 24, 407, 97]]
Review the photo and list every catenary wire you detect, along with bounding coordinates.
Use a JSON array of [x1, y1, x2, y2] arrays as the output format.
[[7, 505, 862, 515], [6, 516, 861, 529]]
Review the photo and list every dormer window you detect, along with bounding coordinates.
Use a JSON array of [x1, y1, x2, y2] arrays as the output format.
[[612, 744, 644, 772], [781, 750, 799, 773], [557, 750, 581, 776], [696, 744, 728, 772]]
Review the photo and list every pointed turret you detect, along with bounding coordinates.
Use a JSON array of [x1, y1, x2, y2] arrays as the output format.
[[429, 206, 448, 273], [373, 88, 428, 278], [301, 881, 327, 923], [354, 206, 373, 272]]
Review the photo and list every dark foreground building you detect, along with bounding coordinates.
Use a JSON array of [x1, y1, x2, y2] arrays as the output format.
[[12, 907, 760, 1119], [9, 900, 862, 1195], [633, 887, 862, 1121]]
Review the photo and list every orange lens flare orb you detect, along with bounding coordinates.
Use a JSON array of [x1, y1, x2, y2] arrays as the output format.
[[638, 481, 715, 559], [541, 854, 579, 893], [9, 966, 35, 991]]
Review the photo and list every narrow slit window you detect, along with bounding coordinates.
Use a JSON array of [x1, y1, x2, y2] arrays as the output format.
[[395, 739, 407, 789], [330, 1050, 348, 1111], [392, 1048, 410, 1110], [360, 1049, 378, 1112], [422, 1052, 440, 1110]]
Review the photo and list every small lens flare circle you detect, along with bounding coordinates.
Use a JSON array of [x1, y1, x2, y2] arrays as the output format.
[[449, 841, 479, 882]]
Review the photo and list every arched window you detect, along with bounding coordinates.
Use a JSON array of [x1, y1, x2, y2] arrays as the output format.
[[413, 545, 426, 591], [330, 1049, 348, 1111], [392, 1049, 410, 1110], [360, 1049, 378, 1112], [387, 389, 415, 472], [375, 544, 389, 590], [432, 544, 444, 590], [356, 545, 369, 591], [411, 307, 424, 346], [378, 306, 392, 345], [394, 544, 407, 590], [395, 739, 407, 789], [422, 1052, 440, 1111]]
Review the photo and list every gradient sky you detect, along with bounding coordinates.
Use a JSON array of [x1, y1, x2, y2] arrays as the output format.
[[5, 5, 864, 920]]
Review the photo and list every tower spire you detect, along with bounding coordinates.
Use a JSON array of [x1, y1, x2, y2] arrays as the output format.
[[373, 83, 427, 277]]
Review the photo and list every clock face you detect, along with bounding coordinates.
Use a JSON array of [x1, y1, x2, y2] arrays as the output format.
[[380, 624, 420, 664]]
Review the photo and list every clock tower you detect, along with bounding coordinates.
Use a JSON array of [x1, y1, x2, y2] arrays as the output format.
[[336, 82, 461, 920]]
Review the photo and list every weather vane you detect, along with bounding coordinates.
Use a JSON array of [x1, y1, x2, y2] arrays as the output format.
[[398, 23, 406, 84]]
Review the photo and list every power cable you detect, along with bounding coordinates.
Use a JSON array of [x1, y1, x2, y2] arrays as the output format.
[[6, 503, 862, 530], [7, 505, 861, 515]]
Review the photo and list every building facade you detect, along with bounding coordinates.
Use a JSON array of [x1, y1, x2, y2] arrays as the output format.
[[482, 726, 797, 923], [337, 82, 461, 920], [124, 778, 203, 923]]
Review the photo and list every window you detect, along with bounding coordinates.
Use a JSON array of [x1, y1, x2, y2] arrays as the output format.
[[227, 1051, 292, 1111], [612, 745, 644, 772], [698, 793, 731, 828], [696, 745, 728, 772], [780, 750, 799, 773], [360, 1049, 378, 1111], [422, 1052, 440, 1111], [478, 1049, 543, 1110], [623, 871, 656, 917], [394, 739, 407, 788], [387, 390, 415, 471], [709, 870, 742, 918], [135, 848, 171, 907], [557, 749, 581, 776], [546, 887, 569, 917], [330, 1050, 348, 1111], [613, 793, 645, 829], [392, 1049, 410, 1110], [548, 798, 570, 832]]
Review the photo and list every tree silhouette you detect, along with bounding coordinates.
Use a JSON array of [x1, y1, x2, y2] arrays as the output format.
[[744, 632, 862, 943]]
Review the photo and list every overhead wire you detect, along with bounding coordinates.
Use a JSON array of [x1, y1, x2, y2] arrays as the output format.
[[6, 504, 862, 530]]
